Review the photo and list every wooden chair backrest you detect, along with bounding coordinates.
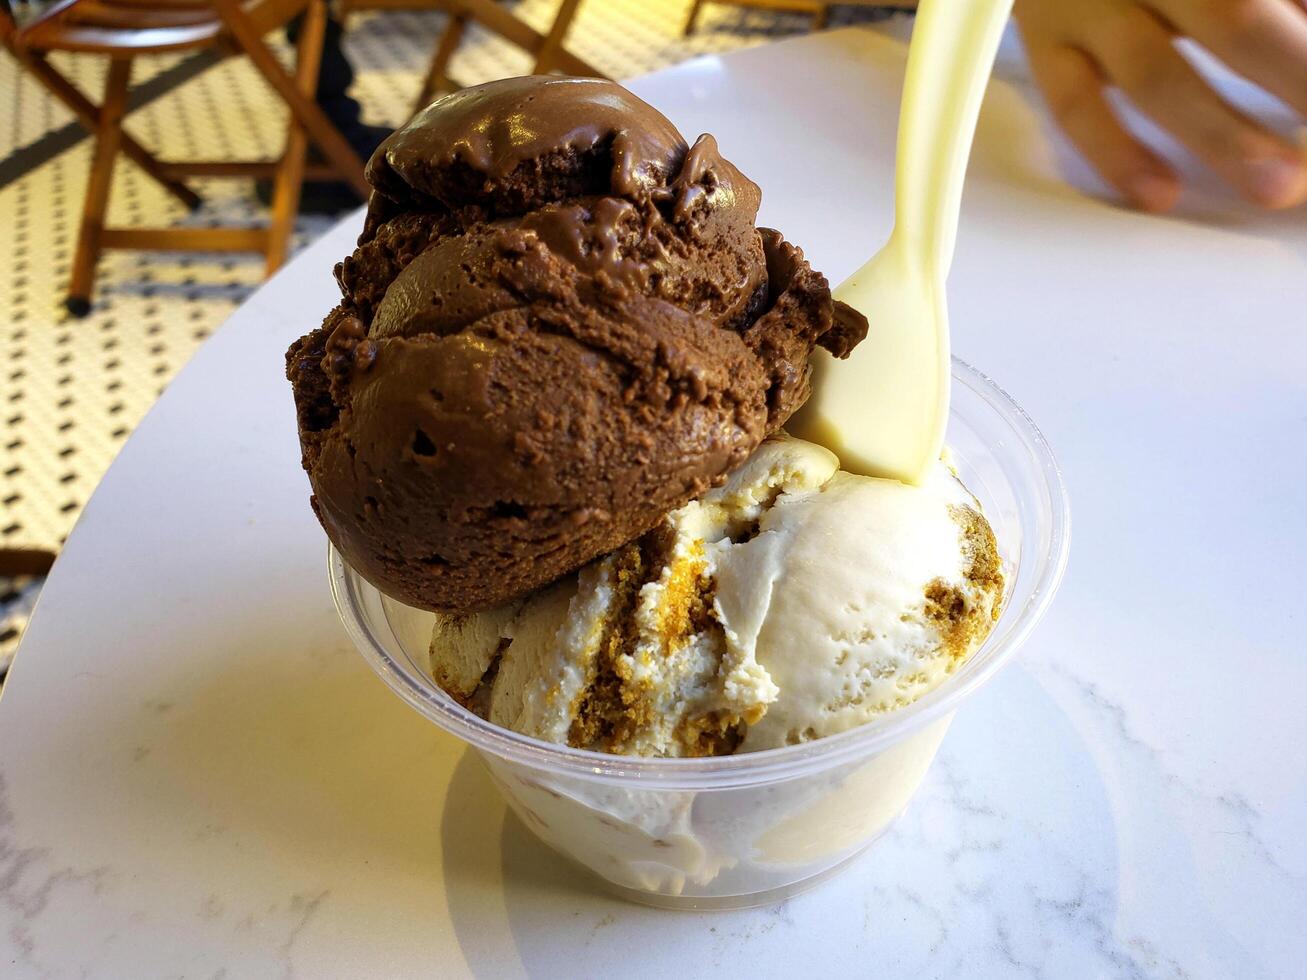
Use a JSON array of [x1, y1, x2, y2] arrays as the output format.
[[11, 0, 314, 54]]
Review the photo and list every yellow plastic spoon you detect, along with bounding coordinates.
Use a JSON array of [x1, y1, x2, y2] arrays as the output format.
[[788, 0, 1014, 484]]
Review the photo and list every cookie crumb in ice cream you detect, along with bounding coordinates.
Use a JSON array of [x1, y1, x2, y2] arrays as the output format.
[[430, 434, 1007, 758], [569, 542, 655, 752], [925, 504, 1004, 662], [566, 532, 740, 756], [465, 640, 508, 717]]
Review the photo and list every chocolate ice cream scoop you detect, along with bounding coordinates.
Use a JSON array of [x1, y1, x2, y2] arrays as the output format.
[[288, 76, 866, 613]]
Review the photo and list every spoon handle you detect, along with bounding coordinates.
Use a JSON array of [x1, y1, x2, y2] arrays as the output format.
[[894, 0, 1013, 277]]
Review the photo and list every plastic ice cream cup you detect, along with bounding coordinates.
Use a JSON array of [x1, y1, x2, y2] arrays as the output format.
[[329, 358, 1070, 910]]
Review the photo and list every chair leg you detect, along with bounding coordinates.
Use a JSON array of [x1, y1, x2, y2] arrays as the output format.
[[0, 548, 56, 577], [415, 8, 468, 113], [16, 48, 200, 210], [265, 0, 326, 275], [67, 56, 132, 316], [532, 0, 583, 75], [813, 5, 829, 30], [448, 0, 605, 78], [684, 0, 707, 36]]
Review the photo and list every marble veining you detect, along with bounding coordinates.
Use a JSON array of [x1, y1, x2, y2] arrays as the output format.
[[0, 772, 118, 973], [276, 890, 330, 980], [1047, 660, 1303, 889]]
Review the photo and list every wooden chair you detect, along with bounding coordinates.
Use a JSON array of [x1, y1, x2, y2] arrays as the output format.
[[422, 0, 599, 110], [684, 0, 914, 35], [5, 0, 369, 315], [337, 0, 435, 26], [337, 0, 603, 112]]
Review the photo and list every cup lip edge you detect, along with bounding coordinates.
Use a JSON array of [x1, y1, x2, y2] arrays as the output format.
[[329, 357, 1071, 788]]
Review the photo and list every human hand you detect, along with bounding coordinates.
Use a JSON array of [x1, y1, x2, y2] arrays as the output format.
[[1013, 0, 1307, 211]]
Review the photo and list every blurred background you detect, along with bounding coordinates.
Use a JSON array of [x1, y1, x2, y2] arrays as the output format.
[[0, 1, 910, 671]]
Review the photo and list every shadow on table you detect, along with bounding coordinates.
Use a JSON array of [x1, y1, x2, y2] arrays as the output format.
[[435, 664, 1135, 978], [153, 641, 455, 872], [121, 570, 1137, 977]]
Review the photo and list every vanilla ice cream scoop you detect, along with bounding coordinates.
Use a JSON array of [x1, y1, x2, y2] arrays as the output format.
[[717, 438, 1003, 750], [430, 434, 1003, 757]]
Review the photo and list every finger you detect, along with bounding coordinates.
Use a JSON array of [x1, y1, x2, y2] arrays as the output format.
[[1153, 0, 1307, 119], [1091, 4, 1307, 208], [1025, 39, 1182, 211]]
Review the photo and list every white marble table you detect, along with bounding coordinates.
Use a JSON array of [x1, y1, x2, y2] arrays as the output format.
[[2, 25, 1304, 980]]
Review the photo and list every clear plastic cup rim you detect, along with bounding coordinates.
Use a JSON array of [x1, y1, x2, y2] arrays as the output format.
[[330, 357, 1071, 790]]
